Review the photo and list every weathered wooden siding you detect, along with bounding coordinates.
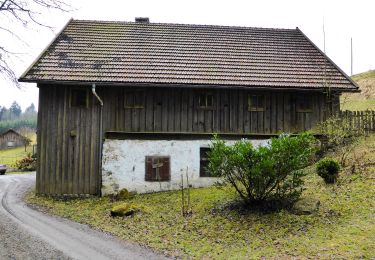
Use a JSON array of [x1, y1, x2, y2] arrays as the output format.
[[37, 84, 332, 195], [37, 85, 101, 195], [0, 131, 25, 150], [101, 87, 328, 134]]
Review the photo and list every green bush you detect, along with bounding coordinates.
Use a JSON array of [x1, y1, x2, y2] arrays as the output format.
[[316, 158, 340, 184], [208, 133, 317, 206], [14, 153, 37, 171]]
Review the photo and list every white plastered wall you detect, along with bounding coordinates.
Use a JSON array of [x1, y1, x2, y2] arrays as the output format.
[[101, 138, 268, 195]]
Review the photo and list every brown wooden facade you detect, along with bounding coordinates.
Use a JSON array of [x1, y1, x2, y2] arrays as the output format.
[[0, 129, 26, 150], [36, 85, 101, 195], [36, 84, 339, 195]]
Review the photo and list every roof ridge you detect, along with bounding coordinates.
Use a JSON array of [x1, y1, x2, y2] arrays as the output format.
[[70, 18, 297, 32]]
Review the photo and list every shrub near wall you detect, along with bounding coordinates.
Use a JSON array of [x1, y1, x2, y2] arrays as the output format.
[[208, 133, 317, 206], [14, 153, 37, 171]]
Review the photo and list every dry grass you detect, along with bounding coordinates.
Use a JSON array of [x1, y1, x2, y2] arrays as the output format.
[[27, 135, 375, 259], [342, 70, 375, 111]]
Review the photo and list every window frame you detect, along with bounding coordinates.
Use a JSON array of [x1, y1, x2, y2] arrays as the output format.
[[145, 156, 171, 182], [197, 92, 215, 110], [248, 94, 265, 112], [124, 90, 145, 109], [200, 147, 213, 177], [296, 94, 313, 113], [70, 88, 89, 108]]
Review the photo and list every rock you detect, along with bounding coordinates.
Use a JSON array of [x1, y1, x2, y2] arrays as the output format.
[[110, 203, 139, 217], [292, 198, 320, 215], [116, 188, 135, 200]]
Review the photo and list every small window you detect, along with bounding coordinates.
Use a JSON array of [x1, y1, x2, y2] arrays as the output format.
[[145, 156, 170, 181], [7, 141, 15, 148], [198, 92, 215, 109], [296, 95, 312, 112], [200, 147, 212, 177], [125, 91, 144, 109], [71, 89, 88, 108], [248, 94, 265, 111]]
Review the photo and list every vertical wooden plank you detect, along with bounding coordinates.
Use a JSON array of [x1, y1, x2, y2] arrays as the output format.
[[145, 88, 154, 131], [223, 90, 230, 133], [181, 89, 188, 132], [63, 87, 70, 194], [284, 93, 291, 132], [36, 86, 44, 194], [55, 87, 63, 195], [162, 89, 169, 132], [305, 113, 311, 131], [264, 93, 271, 133], [213, 89, 222, 133], [174, 89, 181, 132], [78, 99, 86, 194], [244, 92, 250, 133], [168, 89, 175, 132], [237, 89, 244, 133], [44, 87, 52, 194], [124, 91, 132, 132], [277, 92, 284, 133], [84, 94, 92, 194], [250, 110, 257, 134], [87, 96, 98, 194], [193, 92, 199, 132], [187, 90, 193, 132], [229, 90, 235, 132], [154, 90, 162, 132], [270, 92, 277, 133]]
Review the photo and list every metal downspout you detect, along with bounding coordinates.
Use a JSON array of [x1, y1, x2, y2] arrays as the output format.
[[92, 84, 103, 196]]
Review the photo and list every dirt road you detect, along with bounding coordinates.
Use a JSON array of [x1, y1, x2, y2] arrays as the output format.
[[0, 173, 166, 260]]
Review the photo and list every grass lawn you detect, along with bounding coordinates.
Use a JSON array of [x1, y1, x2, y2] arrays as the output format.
[[26, 135, 375, 259], [0, 145, 35, 167], [0, 134, 36, 168]]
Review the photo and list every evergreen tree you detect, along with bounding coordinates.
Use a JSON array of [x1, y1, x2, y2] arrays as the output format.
[[9, 101, 22, 119]]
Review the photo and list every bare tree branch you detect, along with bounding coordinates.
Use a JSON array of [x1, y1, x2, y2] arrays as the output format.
[[0, 0, 71, 87]]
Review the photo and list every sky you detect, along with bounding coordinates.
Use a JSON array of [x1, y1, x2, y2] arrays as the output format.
[[1, 0, 374, 111]]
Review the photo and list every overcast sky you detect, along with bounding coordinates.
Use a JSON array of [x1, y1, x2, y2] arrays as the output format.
[[1, 0, 374, 111]]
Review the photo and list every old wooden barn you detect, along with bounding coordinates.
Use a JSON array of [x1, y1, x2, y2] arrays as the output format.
[[19, 18, 358, 196], [0, 129, 27, 150]]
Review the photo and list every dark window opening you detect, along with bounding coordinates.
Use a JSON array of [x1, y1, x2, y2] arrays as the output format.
[[145, 156, 170, 181], [296, 95, 313, 112], [71, 89, 88, 108], [198, 93, 215, 109], [200, 147, 212, 177], [125, 91, 144, 109], [248, 94, 265, 111]]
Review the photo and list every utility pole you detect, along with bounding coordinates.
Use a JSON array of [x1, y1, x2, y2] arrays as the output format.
[[351, 37, 353, 76], [323, 17, 326, 54]]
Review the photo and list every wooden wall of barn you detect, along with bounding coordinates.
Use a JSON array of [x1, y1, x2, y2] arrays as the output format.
[[101, 86, 329, 134], [37, 84, 333, 195], [0, 131, 25, 150], [37, 85, 101, 195]]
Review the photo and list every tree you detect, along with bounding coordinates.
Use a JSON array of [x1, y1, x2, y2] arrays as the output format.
[[25, 103, 36, 114], [0, 106, 9, 121], [9, 100, 21, 119], [0, 0, 70, 87]]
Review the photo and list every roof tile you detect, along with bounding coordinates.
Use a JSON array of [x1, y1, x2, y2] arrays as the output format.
[[20, 19, 357, 91]]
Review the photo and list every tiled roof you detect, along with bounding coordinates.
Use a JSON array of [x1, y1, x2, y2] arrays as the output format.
[[19, 19, 358, 91]]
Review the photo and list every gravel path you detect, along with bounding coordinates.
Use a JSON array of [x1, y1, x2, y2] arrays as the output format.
[[0, 173, 166, 260]]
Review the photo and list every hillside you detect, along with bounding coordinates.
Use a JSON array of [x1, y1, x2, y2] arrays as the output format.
[[341, 69, 375, 110]]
